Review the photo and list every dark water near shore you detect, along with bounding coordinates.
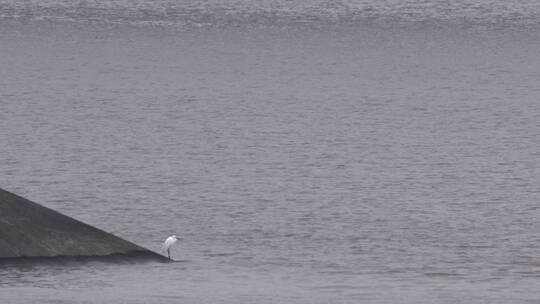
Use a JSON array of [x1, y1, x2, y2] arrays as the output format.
[[1, 1, 540, 303]]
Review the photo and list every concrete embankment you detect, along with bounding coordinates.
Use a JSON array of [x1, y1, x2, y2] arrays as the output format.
[[0, 188, 167, 262]]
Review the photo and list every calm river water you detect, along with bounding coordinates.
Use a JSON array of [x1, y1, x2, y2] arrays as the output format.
[[1, 1, 539, 303]]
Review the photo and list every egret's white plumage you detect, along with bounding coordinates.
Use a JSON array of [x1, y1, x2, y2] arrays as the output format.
[[161, 235, 180, 259]]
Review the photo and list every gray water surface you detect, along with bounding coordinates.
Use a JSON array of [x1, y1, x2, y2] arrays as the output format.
[[1, 1, 540, 303]]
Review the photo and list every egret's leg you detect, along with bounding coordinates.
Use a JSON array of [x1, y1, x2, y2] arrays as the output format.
[[168, 249, 170, 259]]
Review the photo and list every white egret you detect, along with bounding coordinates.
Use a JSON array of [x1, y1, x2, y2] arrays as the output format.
[[161, 235, 181, 259]]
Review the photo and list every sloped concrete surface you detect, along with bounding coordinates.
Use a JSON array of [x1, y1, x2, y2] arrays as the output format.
[[0, 188, 166, 261]]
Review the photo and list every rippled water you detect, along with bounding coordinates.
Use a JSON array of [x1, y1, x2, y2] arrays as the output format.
[[1, 1, 540, 303], [2, 0, 540, 28]]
